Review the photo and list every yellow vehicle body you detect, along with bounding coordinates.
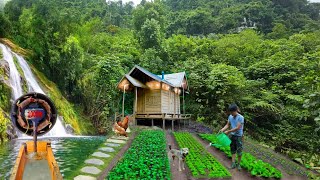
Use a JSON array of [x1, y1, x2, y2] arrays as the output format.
[[10, 141, 63, 180]]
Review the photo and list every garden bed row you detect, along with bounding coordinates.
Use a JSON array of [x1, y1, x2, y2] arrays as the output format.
[[199, 133, 282, 179], [174, 132, 231, 178], [108, 130, 171, 179]]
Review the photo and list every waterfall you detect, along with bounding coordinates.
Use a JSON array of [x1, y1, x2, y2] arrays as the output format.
[[0, 44, 23, 100], [0, 43, 69, 137]]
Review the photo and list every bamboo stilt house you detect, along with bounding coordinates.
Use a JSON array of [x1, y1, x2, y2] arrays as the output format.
[[117, 65, 191, 129]]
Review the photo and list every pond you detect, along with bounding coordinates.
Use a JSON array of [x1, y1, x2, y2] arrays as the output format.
[[0, 136, 105, 179]]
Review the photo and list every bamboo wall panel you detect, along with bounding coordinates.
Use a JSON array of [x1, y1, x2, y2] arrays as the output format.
[[145, 90, 161, 113]]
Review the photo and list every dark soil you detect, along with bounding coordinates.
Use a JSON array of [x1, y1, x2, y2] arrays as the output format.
[[166, 131, 193, 180]]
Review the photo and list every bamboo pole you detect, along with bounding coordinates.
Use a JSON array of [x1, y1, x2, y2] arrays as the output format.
[[134, 87, 138, 126], [122, 84, 128, 119], [162, 114, 165, 130], [172, 120, 174, 132], [183, 87, 185, 114]]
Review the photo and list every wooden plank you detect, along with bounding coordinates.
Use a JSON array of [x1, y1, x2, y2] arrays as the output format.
[[134, 87, 137, 113], [162, 113, 165, 130], [172, 120, 174, 132], [145, 89, 161, 113], [10, 144, 26, 180], [173, 91, 176, 114], [162, 118, 165, 130], [122, 84, 127, 118], [47, 144, 63, 179], [168, 91, 171, 114], [160, 82, 162, 113], [162, 90, 169, 113]]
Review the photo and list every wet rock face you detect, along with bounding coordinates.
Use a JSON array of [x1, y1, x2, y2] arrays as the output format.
[[0, 58, 12, 140], [6, 124, 18, 139], [65, 123, 74, 134], [0, 58, 10, 86]]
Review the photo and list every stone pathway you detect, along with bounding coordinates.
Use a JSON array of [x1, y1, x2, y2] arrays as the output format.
[[106, 139, 126, 144], [74, 136, 130, 180]]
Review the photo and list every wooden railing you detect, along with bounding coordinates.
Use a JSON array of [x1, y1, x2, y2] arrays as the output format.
[[135, 113, 192, 120]]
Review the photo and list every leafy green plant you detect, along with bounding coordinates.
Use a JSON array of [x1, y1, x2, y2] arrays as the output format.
[[108, 130, 171, 180], [196, 116, 205, 122], [174, 132, 231, 178], [199, 134, 282, 178]]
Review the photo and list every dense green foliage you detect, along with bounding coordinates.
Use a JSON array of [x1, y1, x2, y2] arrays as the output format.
[[174, 132, 231, 178], [0, 13, 11, 37], [199, 134, 282, 178], [1, 0, 320, 167], [165, 0, 320, 35], [31, 65, 94, 134], [108, 130, 171, 179]]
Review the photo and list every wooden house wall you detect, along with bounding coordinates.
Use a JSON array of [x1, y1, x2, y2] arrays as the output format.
[[161, 90, 169, 113], [137, 89, 145, 113], [169, 91, 175, 113], [175, 94, 180, 114], [137, 88, 181, 114], [138, 89, 161, 113], [161, 90, 180, 114]]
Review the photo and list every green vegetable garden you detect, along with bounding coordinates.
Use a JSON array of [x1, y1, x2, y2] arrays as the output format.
[[108, 130, 171, 180], [174, 132, 231, 178], [199, 134, 282, 178]]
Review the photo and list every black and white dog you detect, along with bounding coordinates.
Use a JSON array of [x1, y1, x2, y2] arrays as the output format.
[[168, 145, 189, 171]]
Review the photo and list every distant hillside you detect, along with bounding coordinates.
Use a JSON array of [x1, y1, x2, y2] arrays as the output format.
[[164, 0, 320, 35]]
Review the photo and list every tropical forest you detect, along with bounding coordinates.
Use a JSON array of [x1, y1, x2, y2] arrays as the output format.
[[0, 0, 319, 179]]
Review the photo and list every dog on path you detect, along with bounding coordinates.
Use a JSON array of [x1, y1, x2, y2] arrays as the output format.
[[168, 145, 189, 171]]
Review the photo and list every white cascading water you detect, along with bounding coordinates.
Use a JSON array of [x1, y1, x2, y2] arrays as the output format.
[[0, 43, 68, 137], [0, 44, 23, 100]]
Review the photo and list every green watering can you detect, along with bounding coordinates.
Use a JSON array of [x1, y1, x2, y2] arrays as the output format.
[[212, 133, 231, 147]]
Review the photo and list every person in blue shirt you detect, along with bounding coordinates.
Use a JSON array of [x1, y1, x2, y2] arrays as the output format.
[[219, 104, 244, 170]]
